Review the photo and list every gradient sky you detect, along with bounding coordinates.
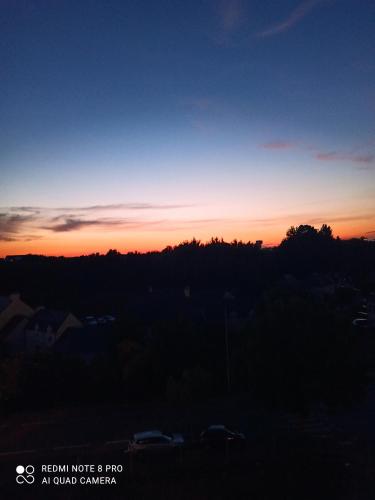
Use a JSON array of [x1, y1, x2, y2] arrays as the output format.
[[1, 0, 375, 256]]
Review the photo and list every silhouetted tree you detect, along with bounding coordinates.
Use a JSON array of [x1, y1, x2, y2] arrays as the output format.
[[241, 292, 366, 414]]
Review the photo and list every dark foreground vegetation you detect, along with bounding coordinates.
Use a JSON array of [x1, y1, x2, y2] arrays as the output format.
[[0, 224, 374, 416]]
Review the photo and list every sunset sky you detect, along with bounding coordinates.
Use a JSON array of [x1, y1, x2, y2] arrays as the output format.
[[1, 0, 375, 256]]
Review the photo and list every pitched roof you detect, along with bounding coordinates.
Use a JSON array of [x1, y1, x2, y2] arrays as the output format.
[[26, 308, 69, 332], [0, 315, 27, 338]]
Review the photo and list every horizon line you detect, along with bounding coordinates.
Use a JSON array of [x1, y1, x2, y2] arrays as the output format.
[[1, 232, 373, 259]]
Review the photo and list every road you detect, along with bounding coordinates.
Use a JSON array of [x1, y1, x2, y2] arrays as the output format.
[[1, 387, 375, 499], [0, 387, 374, 459]]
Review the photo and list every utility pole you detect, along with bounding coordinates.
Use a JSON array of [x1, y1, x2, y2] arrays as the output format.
[[224, 302, 231, 393], [223, 292, 234, 393]]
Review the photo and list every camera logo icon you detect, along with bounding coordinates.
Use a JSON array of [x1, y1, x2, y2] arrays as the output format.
[[16, 465, 35, 484]]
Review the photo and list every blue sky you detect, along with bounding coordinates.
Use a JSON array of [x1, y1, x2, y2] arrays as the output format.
[[1, 0, 374, 254]]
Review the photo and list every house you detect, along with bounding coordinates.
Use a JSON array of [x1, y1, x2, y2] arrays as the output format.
[[1, 315, 31, 351], [22, 308, 83, 352], [52, 324, 113, 363], [0, 294, 34, 332], [5, 255, 28, 263]]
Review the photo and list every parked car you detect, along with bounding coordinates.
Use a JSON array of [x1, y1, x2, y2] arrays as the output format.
[[199, 425, 246, 450], [128, 430, 184, 456]]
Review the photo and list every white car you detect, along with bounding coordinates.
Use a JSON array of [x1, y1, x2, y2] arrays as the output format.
[[128, 430, 184, 455]]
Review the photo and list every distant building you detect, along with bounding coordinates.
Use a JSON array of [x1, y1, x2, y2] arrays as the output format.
[[5, 255, 28, 262], [23, 308, 83, 351], [0, 294, 90, 354], [53, 324, 113, 363], [0, 293, 34, 332]]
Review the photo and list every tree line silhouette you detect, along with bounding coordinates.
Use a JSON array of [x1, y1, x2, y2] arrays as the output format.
[[0, 224, 374, 313]]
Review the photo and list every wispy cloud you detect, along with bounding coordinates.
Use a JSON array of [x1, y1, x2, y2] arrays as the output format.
[[43, 218, 124, 233], [0, 213, 38, 236], [7, 203, 193, 214], [0, 203, 196, 241], [218, 0, 244, 32], [43, 217, 175, 233], [44, 217, 228, 234], [0, 211, 43, 242], [0, 200, 220, 243], [261, 141, 295, 150], [9, 206, 41, 213], [315, 151, 375, 165], [243, 212, 375, 229], [257, 0, 326, 38], [306, 214, 375, 225], [260, 139, 374, 168], [212, 0, 246, 46], [49, 203, 193, 213], [0, 235, 17, 242]]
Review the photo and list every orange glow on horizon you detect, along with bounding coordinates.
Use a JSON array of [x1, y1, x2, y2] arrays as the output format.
[[0, 222, 372, 258]]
